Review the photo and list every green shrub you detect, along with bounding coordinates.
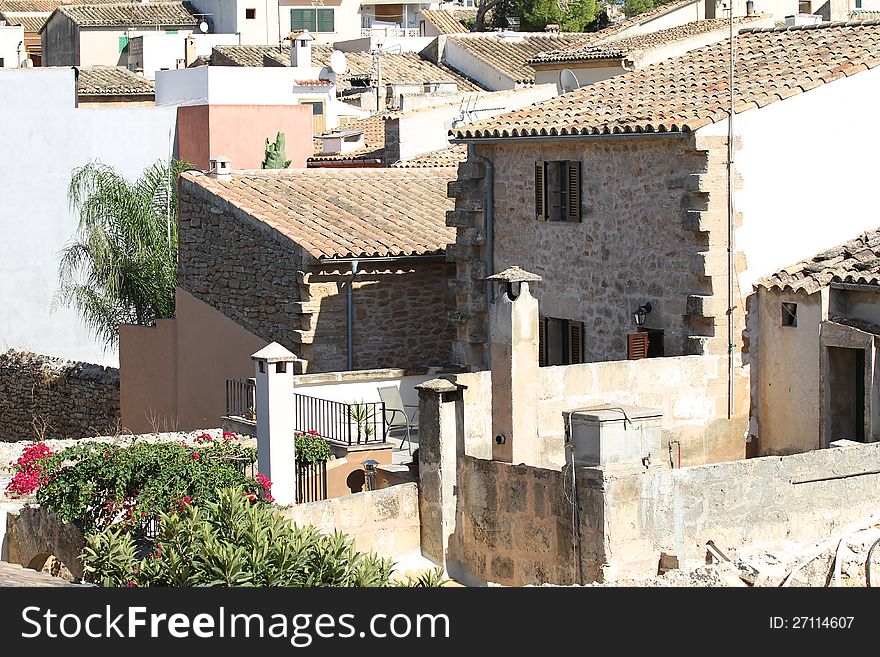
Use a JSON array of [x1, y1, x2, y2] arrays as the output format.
[[37, 434, 261, 534], [81, 487, 395, 587], [295, 431, 332, 464]]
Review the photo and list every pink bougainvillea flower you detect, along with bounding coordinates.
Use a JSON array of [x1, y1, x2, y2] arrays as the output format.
[[191, 452, 200, 461]]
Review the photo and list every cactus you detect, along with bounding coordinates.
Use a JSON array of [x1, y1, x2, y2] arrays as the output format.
[[261, 131, 291, 169]]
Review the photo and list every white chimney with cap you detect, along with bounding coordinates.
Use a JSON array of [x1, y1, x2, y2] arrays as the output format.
[[290, 29, 313, 68]]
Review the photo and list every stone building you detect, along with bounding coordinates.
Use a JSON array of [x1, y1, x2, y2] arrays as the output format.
[[446, 22, 880, 459], [755, 229, 880, 456], [119, 167, 457, 432]]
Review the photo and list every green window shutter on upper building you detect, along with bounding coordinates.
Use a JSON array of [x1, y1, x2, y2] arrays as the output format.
[[118, 36, 129, 53], [317, 8, 334, 32], [290, 7, 333, 32]]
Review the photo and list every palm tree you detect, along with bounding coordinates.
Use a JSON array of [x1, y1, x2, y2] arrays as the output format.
[[56, 158, 191, 348]]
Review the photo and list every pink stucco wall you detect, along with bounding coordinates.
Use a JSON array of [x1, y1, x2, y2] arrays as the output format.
[[177, 104, 313, 170]]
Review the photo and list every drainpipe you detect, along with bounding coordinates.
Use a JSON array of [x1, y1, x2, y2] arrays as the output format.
[[726, 6, 737, 419], [347, 260, 359, 370], [470, 143, 494, 369]]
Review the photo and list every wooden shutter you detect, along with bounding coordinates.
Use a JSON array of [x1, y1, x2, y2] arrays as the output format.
[[565, 160, 581, 222], [627, 332, 649, 360], [535, 162, 547, 221], [538, 316, 547, 366], [567, 321, 584, 364]]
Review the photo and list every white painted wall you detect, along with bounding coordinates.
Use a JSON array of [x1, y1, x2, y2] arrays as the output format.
[[188, 0, 282, 45], [129, 32, 187, 79], [280, 0, 363, 44], [155, 65, 345, 129], [442, 38, 516, 90], [188, 0, 239, 35], [0, 25, 25, 68], [187, 32, 241, 58], [79, 28, 194, 67], [295, 372, 439, 408], [0, 68, 178, 366], [698, 65, 880, 296]]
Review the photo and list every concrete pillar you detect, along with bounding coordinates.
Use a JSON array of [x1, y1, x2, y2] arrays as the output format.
[[415, 378, 464, 566], [252, 342, 298, 506], [488, 266, 542, 465]]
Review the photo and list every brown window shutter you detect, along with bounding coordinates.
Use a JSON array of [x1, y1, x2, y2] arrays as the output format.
[[627, 332, 649, 360], [535, 161, 547, 221], [567, 321, 584, 364], [538, 316, 547, 366], [565, 160, 581, 222]]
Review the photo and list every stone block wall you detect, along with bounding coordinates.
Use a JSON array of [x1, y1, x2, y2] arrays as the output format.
[[280, 482, 421, 561], [178, 180, 307, 355], [453, 354, 748, 469], [0, 350, 120, 442], [448, 133, 746, 370]]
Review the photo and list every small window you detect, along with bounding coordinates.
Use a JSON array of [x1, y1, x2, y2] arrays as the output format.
[[258, 361, 265, 373], [275, 361, 287, 373], [0, 58, 4, 67], [798, 0, 811, 12], [535, 160, 581, 222], [245, 8, 256, 19], [627, 329, 664, 360], [781, 302, 797, 327], [538, 316, 585, 366], [291, 7, 334, 32]]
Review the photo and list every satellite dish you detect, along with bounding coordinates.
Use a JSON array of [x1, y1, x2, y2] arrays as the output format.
[[559, 68, 580, 94], [199, 20, 209, 33], [330, 49, 348, 75]]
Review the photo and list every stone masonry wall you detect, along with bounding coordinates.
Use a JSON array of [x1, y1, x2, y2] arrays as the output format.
[[0, 350, 120, 442], [178, 179, 306, 356], [447, 134, 745, 369]]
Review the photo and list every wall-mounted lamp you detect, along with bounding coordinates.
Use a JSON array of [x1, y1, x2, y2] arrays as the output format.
[[633, 302, 653, 327]]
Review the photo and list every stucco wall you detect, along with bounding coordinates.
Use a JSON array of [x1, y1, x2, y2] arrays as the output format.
[[699, 65, 880, 294], [0, 349, 120, 441], [280, 482, 421, 560], [453, 353, 747, 469], [0, 25, 26, 67], [0, 68, 177, 366], [120, 288, 265, 434], [476, 136, 708, 363], [441, 38, 516, 91], [753, 286, 824, 455], [177, 103, 313, 170]]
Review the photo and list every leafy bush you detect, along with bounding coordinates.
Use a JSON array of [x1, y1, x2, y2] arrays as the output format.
[[35, 433, 264, 533], [81, 487, 395, 587], [295, 431, 332, 464]]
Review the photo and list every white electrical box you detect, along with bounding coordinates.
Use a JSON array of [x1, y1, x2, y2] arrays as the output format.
[[563, 405, 662, 467]]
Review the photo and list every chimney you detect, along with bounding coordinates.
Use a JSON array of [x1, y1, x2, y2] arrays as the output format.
[[290, 29, 313, 68], [746, 0, 755, 14], [208, 156, 232, 179]]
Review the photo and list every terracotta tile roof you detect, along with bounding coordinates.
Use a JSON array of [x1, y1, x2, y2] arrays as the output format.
[[446, 33, 598, 84], [528, 16, 765, 64], [759, 229, 880, 293], [75, 64, 154, 96], [391, 143, 468, 168], [52, 1, 196, 28], [420, 9, 468, 34], [309, 113, 387, 164], [0, 0, 60, 11], [453, 22, 880, 139], [211, 43, 484, 92], [181, 168, 457, 259], [0, 12, 50, 30]]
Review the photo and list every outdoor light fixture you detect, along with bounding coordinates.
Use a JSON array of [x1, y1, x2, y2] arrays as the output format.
[[633, 302, 652, 327]]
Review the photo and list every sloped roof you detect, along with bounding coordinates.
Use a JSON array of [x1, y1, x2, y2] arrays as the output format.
[[453, 22, 880, 139], [528, 16, 765, 64], [181, 168, 457, 260], [209, 43, 484, 92], [391, 143, 468, 168], [0, 12, 49, 30], [420, 9, 468, 34], [446, 33, 598, 84], [51, 1, 196, 28], [759, 229, 880, 293], [0, 0, 60, 11], [75, 64, 154, 96], [309, 113, 387, 165]]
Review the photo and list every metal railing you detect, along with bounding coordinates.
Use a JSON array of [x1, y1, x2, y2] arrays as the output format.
[[226, 378, 255, 419], [360, 26, 420, 37], [294, 393, 386, 446], [296, 460, 328, 503]]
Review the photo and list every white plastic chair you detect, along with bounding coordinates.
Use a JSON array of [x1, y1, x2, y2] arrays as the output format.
[[377, 385, 418, 454]]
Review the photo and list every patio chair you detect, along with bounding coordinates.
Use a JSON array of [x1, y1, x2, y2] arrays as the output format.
[[377, 385, 417, 454]]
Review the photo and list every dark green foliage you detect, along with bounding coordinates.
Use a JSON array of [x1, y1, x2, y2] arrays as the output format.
[[81, 487, 396, 587], [294, 432, 332, 464], [37, 438, 259, 534], [624, 0, 654, 16], [262, 131, 292, 169], [56, 158, 191, 348]]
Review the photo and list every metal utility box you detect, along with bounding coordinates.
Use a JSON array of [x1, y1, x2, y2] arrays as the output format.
[[563, 405, 663, 467]]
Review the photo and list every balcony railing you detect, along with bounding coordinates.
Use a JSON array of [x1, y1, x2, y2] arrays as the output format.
[[225, 378, 256, 420], [360, 26, 420, 37], [294, 393, 387, 446], [296, 460, 328, 503]]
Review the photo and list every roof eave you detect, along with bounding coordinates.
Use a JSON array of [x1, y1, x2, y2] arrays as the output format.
[[449, 130, 692, 144]]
